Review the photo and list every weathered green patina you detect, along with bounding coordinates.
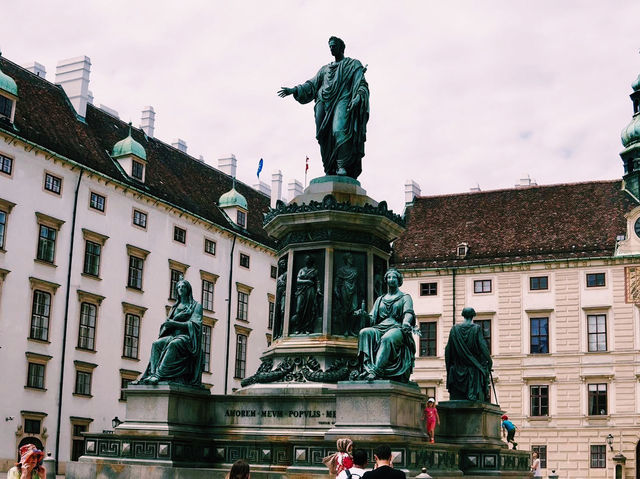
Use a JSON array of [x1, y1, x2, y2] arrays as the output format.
[[445, 307, 493, 401]]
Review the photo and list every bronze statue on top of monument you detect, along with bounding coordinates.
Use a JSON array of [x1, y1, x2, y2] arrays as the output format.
[[278, 36, 369, 179]]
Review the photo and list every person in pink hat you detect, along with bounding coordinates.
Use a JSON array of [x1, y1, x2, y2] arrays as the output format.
[[7, 443, 45, 478]]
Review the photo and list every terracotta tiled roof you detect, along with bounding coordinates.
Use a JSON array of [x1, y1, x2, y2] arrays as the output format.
[[393, 181, 638, 269], [0, 56, 274, 248]]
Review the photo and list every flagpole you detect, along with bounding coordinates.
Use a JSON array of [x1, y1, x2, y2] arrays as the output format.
[[304, 156, 309, 188]]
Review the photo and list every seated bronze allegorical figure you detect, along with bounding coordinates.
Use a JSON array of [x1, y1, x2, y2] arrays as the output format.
[[355, 268, 416, 382], [137, 279, 204, 387]]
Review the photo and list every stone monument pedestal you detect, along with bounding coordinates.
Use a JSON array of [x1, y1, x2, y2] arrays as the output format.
[[437, 400, 504, 448]]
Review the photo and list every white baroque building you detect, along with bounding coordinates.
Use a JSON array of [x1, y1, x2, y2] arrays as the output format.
[[0, 54, 278, 472]]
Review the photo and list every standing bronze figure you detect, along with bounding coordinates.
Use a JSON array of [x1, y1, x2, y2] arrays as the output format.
[[291, 255, 321, 334], [138, 279, 204, 386], [445, 307, 493, 401], [278, 36, 369, 179]]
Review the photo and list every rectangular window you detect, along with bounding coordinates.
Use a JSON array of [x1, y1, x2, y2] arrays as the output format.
[[30, 290, 51, 341], [169, 269, 181, 300], [173, 226, 186, 244], [0, 96, 12, 119], [127, 255, 143, 289], [590, 445, 606, 468], [530, 317, 549, 354], [204, 239, 216, 255], [474, 279, 492, 293], [237, 291, 249, 320], [237, 210, 246, 228], [530, 385, 549, 416], [202, 324, 212, 373], [268, 300, 275, 329], [37, 224, 56, 263], [44, 173, 62, 194], [89, 192, 105, 212], [474, 319, 492, 354], [419, 322, 437, 357], [120, 377, 132, 401], [77, 302, 97, 350], [131, 160, 144, 180], [202, 279, 215, 311], [587, 314, 607, 352], [531, 446, 547, 469], [26, 363, 45, 389], [588, 383, 608, 416], [270, 265, 278, 279], [83, 240, 101, 277], [132, 209, 147, 228], [71, 423, 88, 461], [234, 334, 247, 378], [0, 210, 6, 249], [420, 282, 437, 296], [0, 153, 12, 175], [74, 370, 92, 396], [530, 276, 548, 290], [586, 273, 605, 287], [24, 419, 41, 434], [239, 253, 250, 268], [123, 313, 140, 359]]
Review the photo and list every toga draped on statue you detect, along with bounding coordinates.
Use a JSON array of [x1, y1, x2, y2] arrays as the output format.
[[358, 293, 415, 381], [445, 321, 492, 401], [293, 57, 369, 178]]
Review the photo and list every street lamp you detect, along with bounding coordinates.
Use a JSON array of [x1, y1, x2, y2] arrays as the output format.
[[112, 416, 122, 429], [606, 433, 614, 451]]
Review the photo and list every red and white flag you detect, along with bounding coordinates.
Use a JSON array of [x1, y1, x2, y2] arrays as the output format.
[[305, 156, 309, 173]]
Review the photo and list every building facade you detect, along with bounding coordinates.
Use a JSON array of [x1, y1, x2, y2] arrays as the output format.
[[0, 55, 277, 472], [395, 75, 640, 479]]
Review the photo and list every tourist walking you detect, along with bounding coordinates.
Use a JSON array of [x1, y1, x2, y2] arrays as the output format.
[[226, 459, 250, 479], [337, 449, 368, 479], [422, 398, 440, 443], [362, 445, 405, 479], [323, 438, 354, 475], [531, 452, 542, 477], [7, 444, 45, 478], [501, 415, 518, 450]]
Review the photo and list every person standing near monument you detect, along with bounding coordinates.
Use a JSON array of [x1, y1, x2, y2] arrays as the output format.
[[422, 398, 440, 444], [444, 307, 492, 401], [323, 438, 354, 476], [531, 452, 542, 476], [501, 415, 518, 450], [278, 36, 369, 179], [7, 444, 45, 479], [226, 459, 250, 479], [362, 445, 405, 479], [337, 449, 368, 479]]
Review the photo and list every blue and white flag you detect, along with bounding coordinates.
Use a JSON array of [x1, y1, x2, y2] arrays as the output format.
[[257, 158, 263, 178]]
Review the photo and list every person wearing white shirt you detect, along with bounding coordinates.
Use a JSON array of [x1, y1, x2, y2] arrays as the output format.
[[337, 449, 368, 479]]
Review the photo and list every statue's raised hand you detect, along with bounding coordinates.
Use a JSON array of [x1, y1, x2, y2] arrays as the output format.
[[278, 87, 294, 98]]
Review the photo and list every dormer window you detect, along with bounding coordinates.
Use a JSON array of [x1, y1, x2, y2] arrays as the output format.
[[0, 64, 18, 123], [132, 160, 144, 181], [0, 95, 12, 119], [457, 242, 469, 258], [237, 210, 246, 228]]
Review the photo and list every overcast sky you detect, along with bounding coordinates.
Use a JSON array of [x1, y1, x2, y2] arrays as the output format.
[[3, 1, 640, 212]]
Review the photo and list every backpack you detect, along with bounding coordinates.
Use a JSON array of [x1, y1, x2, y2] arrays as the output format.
[[346, 469, 362, 479]]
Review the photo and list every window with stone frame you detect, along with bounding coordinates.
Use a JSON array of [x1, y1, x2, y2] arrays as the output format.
[[44, 172, 62, 194], [0, 95, 13, 119], [27, 362, 45, 389], [119, 369, 140, 401], [237, 210, 246, 228], [202, 324, 212, 373], [531, 446, 547, 468], [73, 361, 97, 397], [132, 209, 147, 228], [83, 241, 101, 277], [239, 253, 250, 268], [30, 290, 51, 341], [530, 317, 549, 354], [587, 314, 607, 352], [588, 383, 607, 416], [123, 313, 140, 359], [268, 299, 275, 329], [590, 445, 606, 468], [131, 160, 144, 181], [204, 238, 216, 255], [530, 276, 549, 290], [202, 279, 215, 311], [420, 282, 437, 296], [530, 385, 549, 416], [474, 279, 492, 293], [0, 198, 15, 251], [234, 333, 248, 379], [70, 418, 93, 461], [89, 191, 105, 212], [173, 226, 186, 244], [128, 255, 143, 289], [77, 302, 97, 350], [237, 291, 249, 321], [0, 153, 12, 176], [36, 224, 57, 263], [169, 269, 182, 300], [586, 273, 605, 288], [419, 322, 437, 357], [474, 318, 492, 354], [0, 210, 6, 250]]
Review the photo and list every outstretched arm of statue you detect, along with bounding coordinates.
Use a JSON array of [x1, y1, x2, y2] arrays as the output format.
[[277, 87, 294, 97]]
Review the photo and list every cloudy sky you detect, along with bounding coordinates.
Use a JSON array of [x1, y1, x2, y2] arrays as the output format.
[[3, 1, 640, 212]]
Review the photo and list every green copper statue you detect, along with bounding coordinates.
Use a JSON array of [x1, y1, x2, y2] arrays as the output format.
[[355, 269, 416, 382], [138, 279, 204, 386], [278, 36, 369, 179], [445, 307, 493, 401]]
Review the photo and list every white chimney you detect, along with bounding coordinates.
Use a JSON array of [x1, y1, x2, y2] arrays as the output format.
[[470, 183, 481, 192], [87, 90, 94, 105], [218, 155, 237, 177], [404, 179, 421, 204], [198, 155, 205, 163], [140, 106, 155, 138], [25, 61, 46, 79], [515, 174, 537, 188], [271, 170, 283, 208], [99, 104, 119, 118], [253, 180, 271, 196], [55, 56, 91, 119], [172, 138, 187, 153], [288, 179, 303, 201]]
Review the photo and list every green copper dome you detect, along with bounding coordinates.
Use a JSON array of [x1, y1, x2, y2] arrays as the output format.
[[219, 187, 248, 210], [0, 66, 17, 97], [112, 127, 146, 160], [621, 115, 640, 148]]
